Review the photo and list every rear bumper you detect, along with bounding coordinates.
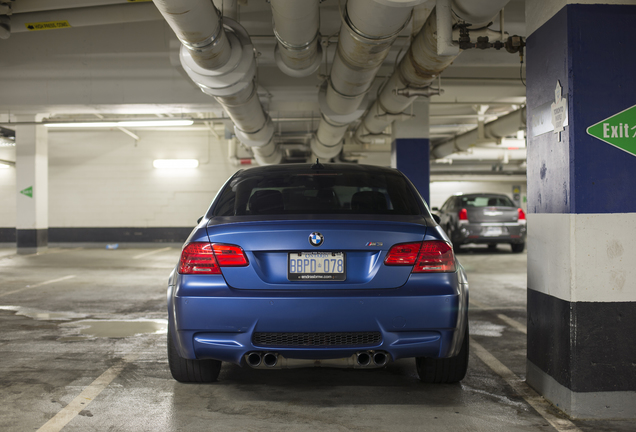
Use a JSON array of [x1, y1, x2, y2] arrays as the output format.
[[455, 222, 526, 245], [168, 272, 468, 365]]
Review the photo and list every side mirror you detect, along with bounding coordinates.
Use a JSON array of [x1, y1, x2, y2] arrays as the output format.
[[432, 214, 441, 224], [197, 216, 204, 224], [432, 207, 440, 212]]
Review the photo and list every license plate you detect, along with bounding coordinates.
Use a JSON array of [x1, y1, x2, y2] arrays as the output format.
[[288, 252, 346, 281], [483, 227, 504, 237]]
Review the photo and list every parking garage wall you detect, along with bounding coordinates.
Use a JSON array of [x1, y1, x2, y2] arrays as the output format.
[[0, 129, 239, 243]]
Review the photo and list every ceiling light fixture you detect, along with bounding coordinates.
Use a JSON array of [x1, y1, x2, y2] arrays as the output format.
[[0, 137, 15, 147], [153, 159, 199, 169], [44, 120, 194, 128]]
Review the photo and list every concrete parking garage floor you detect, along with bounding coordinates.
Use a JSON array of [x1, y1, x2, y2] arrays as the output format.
[[0, 245, 633, 432]]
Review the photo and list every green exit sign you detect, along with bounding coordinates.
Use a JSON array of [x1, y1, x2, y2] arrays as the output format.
[[586, 104, 636, 157]]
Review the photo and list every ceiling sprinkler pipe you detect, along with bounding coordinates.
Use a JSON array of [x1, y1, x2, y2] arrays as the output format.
[[271, 0, 322, 77]]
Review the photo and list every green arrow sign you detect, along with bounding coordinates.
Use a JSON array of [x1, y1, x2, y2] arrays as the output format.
[[20, 186, 33, 198], [586, 104, 636, 157]]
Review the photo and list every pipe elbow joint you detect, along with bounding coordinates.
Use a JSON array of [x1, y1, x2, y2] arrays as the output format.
[[179, 19, 256, 98]]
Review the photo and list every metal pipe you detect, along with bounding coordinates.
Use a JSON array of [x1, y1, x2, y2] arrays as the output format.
[[154, 0, 281, 165], [354, 1, 511, 144], [153, 0, 231, 70], [312, 0, 426, 159], [430, 107, 526, 159], [270, 0, 322, 77]]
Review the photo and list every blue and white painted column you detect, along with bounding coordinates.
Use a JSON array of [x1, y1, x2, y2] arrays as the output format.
[[525, 1, 636, 419], [391, 100, 430, 204], [15, 115, 49, 253]]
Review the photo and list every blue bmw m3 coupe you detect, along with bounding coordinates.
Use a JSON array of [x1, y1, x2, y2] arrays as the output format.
[[167, 162, 469, 383]]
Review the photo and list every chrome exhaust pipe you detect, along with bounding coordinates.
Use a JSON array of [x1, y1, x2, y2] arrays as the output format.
[[356, 351, 371, 367], [263, 352, 279, 367], [373, 351, 388, 367], [246, 352, 262, 368]]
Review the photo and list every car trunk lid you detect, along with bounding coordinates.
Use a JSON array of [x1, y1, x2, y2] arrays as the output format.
[[206, 219, 429, 290]]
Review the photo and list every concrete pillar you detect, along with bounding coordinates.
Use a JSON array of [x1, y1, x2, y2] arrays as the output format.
[[391, 100, 430, 204], [15, 115, 48, 253], [525, 1, 636, 419]]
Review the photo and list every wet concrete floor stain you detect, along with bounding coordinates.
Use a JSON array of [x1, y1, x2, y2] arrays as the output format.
[[0, 305, 87, 321], [59, 319, 168, 339], [0, 306, 167, 339]]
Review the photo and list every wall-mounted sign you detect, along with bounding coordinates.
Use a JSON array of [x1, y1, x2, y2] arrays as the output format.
[[551, 81, 567, 136], [25, 21, 71, 31], [586, 104, 636, 157], [20, 186, 33, 198]]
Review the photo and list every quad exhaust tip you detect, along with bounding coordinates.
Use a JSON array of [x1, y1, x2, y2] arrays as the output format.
[[373, 351, 388, 367], [356, 351, 372, 367], [247, 350, 389, 368], [246, 352, 262, 367], [263, 352, 279, 367]]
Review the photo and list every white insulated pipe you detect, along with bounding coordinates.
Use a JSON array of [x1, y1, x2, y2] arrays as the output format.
[[451, 0, 510, 27], [153, 0, 231, 70], [355, 0, 510, 144], [153, 0, 281, 165], [431, 107, 526, 159], [270, 0, 322, 77], [312, 0, 424, 160]]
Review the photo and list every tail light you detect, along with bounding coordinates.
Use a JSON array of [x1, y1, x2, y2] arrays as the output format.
[[384, 242, 421, 266], [212, 244, 249, 266], [179, 242, 220, 274], [179, 242, 248, 274], [458, 208, 468, 221], [385, 240, 455, 273], [413, 241, 456, 273], [517, 208, 526, 220]]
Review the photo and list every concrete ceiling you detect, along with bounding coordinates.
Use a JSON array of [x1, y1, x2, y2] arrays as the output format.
[[0, 0, 528, 174]]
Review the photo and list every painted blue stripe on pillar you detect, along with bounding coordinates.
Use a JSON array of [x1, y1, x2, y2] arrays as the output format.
[[392, 138, 430, 205], [527, 4, 636, 214]]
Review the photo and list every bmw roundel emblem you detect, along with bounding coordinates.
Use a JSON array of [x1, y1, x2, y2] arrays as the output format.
[[309, 232, 324, 247]]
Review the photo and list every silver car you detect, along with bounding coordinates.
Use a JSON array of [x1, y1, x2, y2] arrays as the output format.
[[434, 193, 526, 253]]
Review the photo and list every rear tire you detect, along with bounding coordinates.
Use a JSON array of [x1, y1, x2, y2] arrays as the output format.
[[511, 242, 525, 253], [168, 327, 221, 383], [416, 327, 469, 383]]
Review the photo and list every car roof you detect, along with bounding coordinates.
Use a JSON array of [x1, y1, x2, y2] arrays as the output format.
[[234, 162, 403, 177], [456, 193, 511, 198]]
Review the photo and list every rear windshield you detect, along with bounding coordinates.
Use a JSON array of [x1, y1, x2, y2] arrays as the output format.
[[460, 195, 515, 208], [212, 170, 422, 216]]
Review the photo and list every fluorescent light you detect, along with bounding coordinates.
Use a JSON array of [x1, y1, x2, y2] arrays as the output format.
[[153, 159, 199, 169], [45, 122, 118, 128], [0, 137, 15, 147], [0, 163, 12, 169], [118, 120, 193, 127], [44, 120, 194, 128]]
